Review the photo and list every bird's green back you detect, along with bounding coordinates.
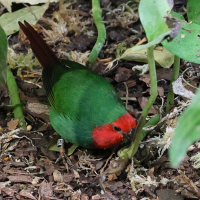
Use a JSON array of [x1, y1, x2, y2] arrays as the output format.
[[45, 60, 127, 148]]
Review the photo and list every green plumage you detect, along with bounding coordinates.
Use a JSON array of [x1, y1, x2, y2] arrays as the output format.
[[44, 60, 127, 148], [18, 21, 133, 149]]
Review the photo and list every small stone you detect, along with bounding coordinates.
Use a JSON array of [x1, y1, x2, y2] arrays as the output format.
[[27, 125, 32, 131]]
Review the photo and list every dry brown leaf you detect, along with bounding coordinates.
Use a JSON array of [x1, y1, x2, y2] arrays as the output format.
[[81, 194, 89, 200], [92, 194, 102, 200], [19, 190, 37, 200], [108, 174, 118, 181], [43, 158, 56, 176], [114, 67, 132, 82], [105, 157, 129, 175], [138, 97, 158, 114], [126, 80, 136, 88], [71, 191, 81, 200], [139, 74, 151, 86], [53, 170, 63, 182], [156, 68, 172, 81], [27, 102, 49, 115], [157, 86, 164, 97], [73, 169, 80, 178], [38, 181, 53, 199], [0, 181, 10, 190], [7, 119, 19, 130], [26, 98, 50, 122], [1, 187, 15, 196]]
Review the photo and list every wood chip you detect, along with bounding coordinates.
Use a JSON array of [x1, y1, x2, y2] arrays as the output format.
[[8, 175, 33, 183]]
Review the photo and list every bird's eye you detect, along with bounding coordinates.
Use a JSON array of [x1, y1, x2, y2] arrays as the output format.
[[113, 126, 122, 132]]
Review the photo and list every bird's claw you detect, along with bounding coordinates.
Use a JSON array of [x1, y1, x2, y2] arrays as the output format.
[[56, 138, 71, 171]]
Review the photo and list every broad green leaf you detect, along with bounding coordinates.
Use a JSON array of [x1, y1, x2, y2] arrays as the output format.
[[170, 11, 185, 21], [119, 3, 181, 65], [0, 0, 59, 12], [139, 0, 172, 42], [169, 89, 200, 167], [67, 144, 78, 156], [0, 2, 49, 36], [119, 31, 170, 60], [187, 0, 200, 25], [120, 47, 174, 68], [162, 21, 200, 64], [0, 26, 7, 86]]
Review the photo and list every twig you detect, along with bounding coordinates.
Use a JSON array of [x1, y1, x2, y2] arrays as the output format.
[[135, 37, 147, 46], [181, 67, 198, 90]]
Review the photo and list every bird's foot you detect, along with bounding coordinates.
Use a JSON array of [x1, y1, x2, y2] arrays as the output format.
[[56, 138, 71, 171]]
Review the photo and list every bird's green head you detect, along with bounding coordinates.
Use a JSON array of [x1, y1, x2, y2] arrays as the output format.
[[92, 113, 136, 149]]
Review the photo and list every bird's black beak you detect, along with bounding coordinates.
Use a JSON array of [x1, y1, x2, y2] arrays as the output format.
[[122, 128, 136, 141]]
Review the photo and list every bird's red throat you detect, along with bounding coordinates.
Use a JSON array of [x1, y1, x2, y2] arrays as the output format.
[[92, 113, 136, 149]]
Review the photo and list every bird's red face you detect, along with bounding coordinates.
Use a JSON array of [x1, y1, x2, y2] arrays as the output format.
[[92, 113, 136, 149]]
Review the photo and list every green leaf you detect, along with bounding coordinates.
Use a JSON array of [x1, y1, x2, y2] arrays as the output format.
[[162, 21, 200, 64], [120, 47, 174, 68], [187, 0, 200, 25], [0, 26, 7, 86], [0, 2, 49, 36], [170, 11, 185, 21], [119, 1, 180, 66], [169, 89, 200, 167], [67, 144, 78, 156], [119, 31, 170, 60], [139, 0, 172, 42], [48, 135, 62, 152]]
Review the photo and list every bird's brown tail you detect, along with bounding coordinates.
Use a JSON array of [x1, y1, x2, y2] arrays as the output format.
[[18, 21, 60, 68]]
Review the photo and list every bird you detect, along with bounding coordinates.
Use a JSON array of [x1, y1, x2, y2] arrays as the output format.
[[18, 21, 136, 149]]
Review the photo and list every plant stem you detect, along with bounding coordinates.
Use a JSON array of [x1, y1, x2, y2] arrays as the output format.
[[88, 0, 106, 64], [140, 114, 160, 140], [118, 46, 157, 158], [7, 68, 26, 130], [166, 55, 180, 111]]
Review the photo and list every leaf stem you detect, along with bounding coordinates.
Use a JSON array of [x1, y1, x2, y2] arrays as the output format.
[[7, 68, 26, 130], [166, 55, 180, 111], [88, 0, 106, 64], [118, 46, 157, 158]]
